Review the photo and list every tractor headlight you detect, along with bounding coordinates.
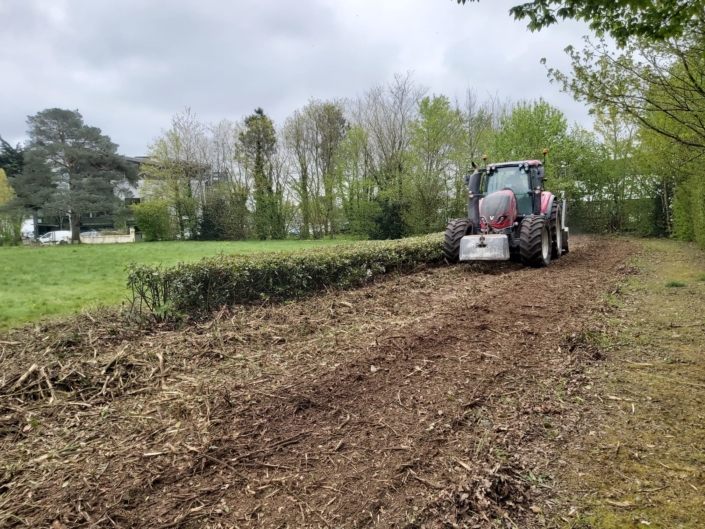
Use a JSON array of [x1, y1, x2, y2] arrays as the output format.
[[496, 215, 507, 223]]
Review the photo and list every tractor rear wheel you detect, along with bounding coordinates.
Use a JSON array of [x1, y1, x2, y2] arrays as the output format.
[[550, 201, 563, 259], [443, 218, 473, 263], [519, 216, 551, 268]]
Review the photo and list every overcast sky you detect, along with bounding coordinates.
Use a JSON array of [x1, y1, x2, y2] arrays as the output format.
[[1, 0, 594, 156]]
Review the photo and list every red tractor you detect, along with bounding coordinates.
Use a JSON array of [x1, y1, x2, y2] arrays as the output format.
[[443, 154, 568, 267]]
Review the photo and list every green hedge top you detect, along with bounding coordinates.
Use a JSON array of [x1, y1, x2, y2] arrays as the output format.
[[127, 234, 444, 321]]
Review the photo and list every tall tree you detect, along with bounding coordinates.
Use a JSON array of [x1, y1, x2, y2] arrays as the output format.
[[311, 101, 347, 236], [334, 125, 378, 237], [24, 109, 137, 242], [141, 109, 210, 240], [406, 95, 465, 233], [283, 109, 314, 239], [203, 119, 251, 240], [239, 108, 285, 239], [353, 73, 427, 238], [283, 100, 347, 238], [457, 0, 704, 45]]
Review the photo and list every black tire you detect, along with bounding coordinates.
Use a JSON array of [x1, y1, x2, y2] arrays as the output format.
[[549, 200, 563, 259], [59, 240, 68, 245], [443, 218, 474, 263], [519, 216, 552, 268], [562, 229, 570, 254]]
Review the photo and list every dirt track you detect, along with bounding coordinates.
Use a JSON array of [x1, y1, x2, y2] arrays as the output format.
[[0, 236, 637, 528]]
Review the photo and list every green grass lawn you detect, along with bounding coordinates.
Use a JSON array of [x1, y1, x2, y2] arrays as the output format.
[[0, 239, 355, 331]]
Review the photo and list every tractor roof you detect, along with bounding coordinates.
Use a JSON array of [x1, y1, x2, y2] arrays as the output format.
[[489, 160, 542, 168]]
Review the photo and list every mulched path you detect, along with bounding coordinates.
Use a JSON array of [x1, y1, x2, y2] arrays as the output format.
[[0, 236, 637, 528]]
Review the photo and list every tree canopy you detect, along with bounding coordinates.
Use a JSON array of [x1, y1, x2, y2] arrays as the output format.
[[0, 137, 24, 178], [457, 0, 705, 45]]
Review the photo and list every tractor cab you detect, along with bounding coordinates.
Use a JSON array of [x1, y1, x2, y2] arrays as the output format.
[[484, 163, 534, 216]]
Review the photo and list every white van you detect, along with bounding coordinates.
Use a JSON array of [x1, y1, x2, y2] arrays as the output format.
[[38, 230, 72, 245]]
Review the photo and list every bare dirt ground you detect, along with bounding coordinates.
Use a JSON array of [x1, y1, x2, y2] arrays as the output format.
[[0, 236, 638, 528]]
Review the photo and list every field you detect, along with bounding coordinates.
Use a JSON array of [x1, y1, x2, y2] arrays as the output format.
[[1, 235, 703, 528], [0, 239, 354, 331]]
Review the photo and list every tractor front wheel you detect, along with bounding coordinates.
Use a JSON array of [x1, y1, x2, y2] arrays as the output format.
[[443, 218, 474, 263], [519, 216, 551, 268]]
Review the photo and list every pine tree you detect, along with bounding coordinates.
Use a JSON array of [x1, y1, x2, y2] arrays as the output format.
[[24, 108, 138, 242]]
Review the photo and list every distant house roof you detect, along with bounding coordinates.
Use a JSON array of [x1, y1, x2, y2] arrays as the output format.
[[124, 156, 150, 166]]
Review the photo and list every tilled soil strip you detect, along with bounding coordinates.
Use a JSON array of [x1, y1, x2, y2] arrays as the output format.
[[0, 236, 636, 528]]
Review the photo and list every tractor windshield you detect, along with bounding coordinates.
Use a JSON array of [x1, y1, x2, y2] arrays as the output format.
[[487, 166, 532, 215]]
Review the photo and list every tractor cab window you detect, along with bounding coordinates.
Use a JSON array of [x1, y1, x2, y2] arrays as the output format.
[[487, 166, 532, 216]]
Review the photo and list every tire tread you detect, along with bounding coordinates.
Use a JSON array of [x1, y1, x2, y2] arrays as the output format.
[[519, 216, 550, 268], [443, 218, 473, 263]]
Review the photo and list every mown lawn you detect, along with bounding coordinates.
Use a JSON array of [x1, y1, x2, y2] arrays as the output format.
[[0, 239, 355, 331]]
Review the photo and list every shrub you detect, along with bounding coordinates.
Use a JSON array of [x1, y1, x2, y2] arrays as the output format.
[[131, 200, 172, 241], [665, 281, 686, 288], [127, 234, 444, 322]]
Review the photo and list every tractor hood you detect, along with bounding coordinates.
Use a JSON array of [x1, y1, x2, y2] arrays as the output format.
[[479, 190, 516, 230]]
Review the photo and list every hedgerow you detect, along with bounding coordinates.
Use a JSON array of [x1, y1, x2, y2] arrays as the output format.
[[127, 234, 444, 322]]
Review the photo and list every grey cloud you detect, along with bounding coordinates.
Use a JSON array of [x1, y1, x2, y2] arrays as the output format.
[[1, 0, 592, 156]]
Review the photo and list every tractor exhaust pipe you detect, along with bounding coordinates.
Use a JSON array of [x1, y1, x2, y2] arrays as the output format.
[[466, 163, 483, 229]]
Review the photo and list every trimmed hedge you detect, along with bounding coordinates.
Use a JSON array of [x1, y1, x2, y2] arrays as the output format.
[[126, 234, 444, 321]]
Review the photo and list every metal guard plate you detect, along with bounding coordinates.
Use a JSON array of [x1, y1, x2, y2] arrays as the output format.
[[459, 234, 510, 261]]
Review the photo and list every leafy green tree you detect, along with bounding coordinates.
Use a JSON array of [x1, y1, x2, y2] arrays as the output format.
[[545, 28, 705, 243], [353, 73, 426, 239], [140, 109, 210, 240], [546, 34, 705, 150], [0, 168, 22, 245], [24, 108, 138, 242], [239, 108, 285, 239], [456, 0, 704, 45], [334, 125, 379, 237], [131, 200, 173, 241], [406, 95, 465, 233], [0, 169, 13, 206], [284, 100, 347, 238], [199, 183, 251, 240], [491, 98, 569, 170]]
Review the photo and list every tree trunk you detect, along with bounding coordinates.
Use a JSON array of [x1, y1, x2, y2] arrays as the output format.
[[300, 166, 310, 239], [71, 211, 81, 243]]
